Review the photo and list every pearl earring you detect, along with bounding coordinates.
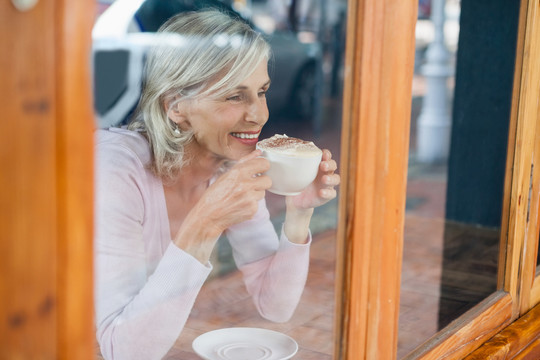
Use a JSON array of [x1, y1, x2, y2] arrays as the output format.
[[173, 122, 181, 135]]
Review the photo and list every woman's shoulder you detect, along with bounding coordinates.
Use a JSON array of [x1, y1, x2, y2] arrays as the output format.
[[95, 127, 151, 166]]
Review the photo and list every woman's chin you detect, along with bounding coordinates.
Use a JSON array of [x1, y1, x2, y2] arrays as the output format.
[[229, 146, 257, 160]]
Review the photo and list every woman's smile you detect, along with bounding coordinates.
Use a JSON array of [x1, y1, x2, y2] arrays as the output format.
[[229, 130, 261, 145]]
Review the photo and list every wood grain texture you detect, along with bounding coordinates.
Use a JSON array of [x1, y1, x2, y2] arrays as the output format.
[[503, 0, 540, 317], [404, 292, 513, 360], [55, 0, 96, 359], [516, 0, 540, 315], [512, 337, 540, 360], [0, 1, 58, 358], [497, 0, 529, 292], [0, 0, 95, 358], [334, 0, 417, 358], [531, 275, 540, 306], [521, 110, 540, 312], [464, 302, 540, 359]]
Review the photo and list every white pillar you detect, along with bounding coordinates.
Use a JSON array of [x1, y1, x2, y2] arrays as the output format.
[[416, 0, 454, 163]]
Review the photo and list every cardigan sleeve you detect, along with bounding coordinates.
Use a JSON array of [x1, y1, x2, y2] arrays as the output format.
[[225, 199, 311, 322], [94, 139, 211, 360]]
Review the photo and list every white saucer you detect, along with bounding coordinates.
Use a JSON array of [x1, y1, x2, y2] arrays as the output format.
[[192, 327, 298, 360]]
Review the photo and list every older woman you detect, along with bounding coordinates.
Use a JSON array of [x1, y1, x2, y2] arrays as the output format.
[[95, 9, 339, 360]]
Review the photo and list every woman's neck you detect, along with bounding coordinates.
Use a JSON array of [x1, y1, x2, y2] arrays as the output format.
[[166, 143, 224, 198]]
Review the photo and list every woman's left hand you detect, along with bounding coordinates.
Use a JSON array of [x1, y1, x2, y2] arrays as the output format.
[[287, 149, 340, 209]]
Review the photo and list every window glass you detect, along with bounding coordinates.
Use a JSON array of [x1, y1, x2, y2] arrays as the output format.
[[399, 0, 521, 357], [92, 0, 345, 358]]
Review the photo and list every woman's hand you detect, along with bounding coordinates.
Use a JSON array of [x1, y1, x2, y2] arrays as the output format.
[[191, 150, 272, 238], [175, 150, 271, 262], [287, 149, 340, 210], [283, 149, 339, 244]]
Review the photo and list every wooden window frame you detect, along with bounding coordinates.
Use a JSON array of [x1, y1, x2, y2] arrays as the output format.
[[1, 0, 95, 358], [516, 0, 540, 316], [333, 0, 417, 358], [335, 0, 540, 359], [3, 0, 540, 358]]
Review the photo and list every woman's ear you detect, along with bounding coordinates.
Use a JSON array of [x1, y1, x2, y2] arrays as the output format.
[[167, 101, 191, 130]]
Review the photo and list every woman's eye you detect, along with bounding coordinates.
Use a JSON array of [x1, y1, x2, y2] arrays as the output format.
[[258, 90, 267, 98], [226, 94, 242, 102]]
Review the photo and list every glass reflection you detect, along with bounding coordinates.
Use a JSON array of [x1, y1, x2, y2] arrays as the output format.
[[398, 0, 521, 357], [93, 0, 344, 359]]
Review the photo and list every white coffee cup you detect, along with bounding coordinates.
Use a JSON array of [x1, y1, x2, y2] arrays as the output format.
[[256, 135, 322, 196]]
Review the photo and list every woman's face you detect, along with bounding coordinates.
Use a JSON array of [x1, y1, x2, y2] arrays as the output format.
[[180, 59, 271, 162]]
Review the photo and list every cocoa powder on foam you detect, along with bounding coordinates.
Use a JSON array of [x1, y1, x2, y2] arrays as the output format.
[[257, 134, 321, 156]]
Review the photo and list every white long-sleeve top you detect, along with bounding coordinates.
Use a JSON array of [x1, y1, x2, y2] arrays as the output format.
[[94, 128, 311, 360]]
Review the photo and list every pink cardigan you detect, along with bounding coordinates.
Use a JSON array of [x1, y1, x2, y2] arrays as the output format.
[[94, 128, 311, 360]]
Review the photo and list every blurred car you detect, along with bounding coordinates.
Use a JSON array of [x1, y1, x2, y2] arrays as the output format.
[[93, 0, 322, 128]]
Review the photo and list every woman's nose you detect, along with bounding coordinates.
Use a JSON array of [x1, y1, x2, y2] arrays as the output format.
[[246, 98, 268, 124]]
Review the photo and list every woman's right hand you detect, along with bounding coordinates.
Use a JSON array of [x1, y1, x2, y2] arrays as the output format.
[[196, 150, 272, 236], [174, 150, 271, 262]]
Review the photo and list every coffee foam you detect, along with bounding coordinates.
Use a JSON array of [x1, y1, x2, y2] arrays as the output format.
[[257, 134, 322, 157]]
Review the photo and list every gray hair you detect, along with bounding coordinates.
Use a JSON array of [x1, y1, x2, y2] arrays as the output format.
[[128, 9, 271, 180]]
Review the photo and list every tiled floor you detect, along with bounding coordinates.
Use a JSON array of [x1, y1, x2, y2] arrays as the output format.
[[398, 166, 500, 358]]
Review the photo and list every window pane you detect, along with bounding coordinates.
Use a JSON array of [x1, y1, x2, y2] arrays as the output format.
[[92, 0, 345, 358], [398, 0, 520, 357]]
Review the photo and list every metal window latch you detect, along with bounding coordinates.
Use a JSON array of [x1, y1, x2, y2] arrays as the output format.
[[11, 0, 38, 12]]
